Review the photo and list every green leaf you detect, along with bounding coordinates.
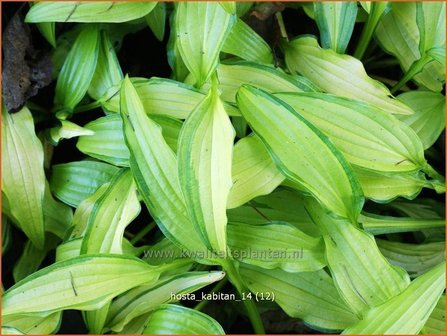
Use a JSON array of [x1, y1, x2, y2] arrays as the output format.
[[48, 120, 94, 145], [240, 264, 359, 331], [26, 2, 157, 23], [54, 25, 99, 113], [359, 212, 446, 235], [236, 85, 363, 222], [375, 3, 445, 92], [36, 23, 56, 47], [219, 2, 236, 14], [175, 2, 236, 87], [2, 215, 11, 254], [50, 160, 119, 207], [120, 76, 205, 254], [102, 77, 240, 118], [2, 106, 45, 249], [56, 238, 82, 262], [213, 61, 319, 103], [416, 2, 445, 59], [283, 36, 414, 115], [236, 2, 253, 17], [2, 312, 61, 335], [222, 19, 273, 64], [167, 14, 190, 82], [13, 235, 60, 282], [397, 91, 445, 150], [343, 262, 445, 334], [276, 92, 426, 173], [142, 304, 225, 334], [178, 79, 235, 253], [3, 254, 164, 316], [377, 239, 445, 279], [421, 294, 446, 334], [314, 1, 358, 54], [354, 168, 429, 203], [227, 134, 284, 209], [106, 271, 225, 332], [305, 198, 410, 317], [88, 30, 123, 101], [145, 2, 166, 41], [81, 169, 140, 254], [227, 221, 325, 272]]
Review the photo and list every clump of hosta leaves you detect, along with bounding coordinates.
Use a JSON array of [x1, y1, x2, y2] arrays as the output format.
[[2, 1, 445, 335]]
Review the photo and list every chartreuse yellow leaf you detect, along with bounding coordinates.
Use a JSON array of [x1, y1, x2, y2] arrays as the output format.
[[397, 91, 445, 150], [377, 239, 445, 279], [2, 255, 164, 316], [227, 134, 284, 209], [88, 30, 123, 101], [219, 1, 236, 14], [175, 2, 236, 87], [120, 76, 205, 254], [275, 92, 426, 173], [375, 3, 444, 92], [178, 77, 235, 253], [50, 160, 119, 207], [416, 2, 445, 60], [81, 169, 140, 254], [25, 2, 157, 23], [283, 36, 414, 115], [305, 197, 410, 317], [2, 106, 45, 249], [420, 294, 446, 334], [48, 119, 94, 145], [54, 25, 99, 115], [343, 262, 445, 334], [77, 114, 182, 166], [314, 1, 358, 54], [222, 19, 273, 64], [2, 312, 61, 335], [227, 221, 325, 272], [236, 85, 363, 222], [106, 271, 225, 332], [143, 304, 225, 334], [145, 2, 166, 41], [240, 264, 359, 331], [101, 77, 240, 117]]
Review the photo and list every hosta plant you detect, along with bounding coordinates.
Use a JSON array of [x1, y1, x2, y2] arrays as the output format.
[[1, 1, 445, 335]]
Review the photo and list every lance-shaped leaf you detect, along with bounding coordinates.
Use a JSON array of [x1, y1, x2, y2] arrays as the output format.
[[26, 2, 157, 23], [88, 30, 123, 101], [54, 25, 99, 114], [275, 92, 426, 173], [175, 2, 236, 87], [143, 304, 225, 334], [167, 12, 190, 82], [222, 19, 273, 64], [240, 264, 359, 331], [107, 271, 225, 332], [354, 167, 429, 203], [219, 1, 236, 14], [2, 312, 62, 335], [314, 1, 358, 54], [2, 254, 164, 316], [48, 120, 94, 145], [283, 36, 414, 115], [227, 134, 284, 209], [145, 2, 166, 41], [227, 221, 325, 272], [81, 169, 140, 254], [178, 80, 235, 253], [359, 212, 446, 235], [421, 294, 446, 334], [305, 198, 410, 317], [50, 161, 119, 207], [343, 262, 445, 334], [2, 106, 45, 249], [237, 85, 363, 222], [377, 239, 445, 279], [375, 3, 444, 92], [36, 22, 56, 47], [120, 76, 205, 254], [397, 91, 445, 150], [77, 114, 181, 166], [102, 77, 240, 117]]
